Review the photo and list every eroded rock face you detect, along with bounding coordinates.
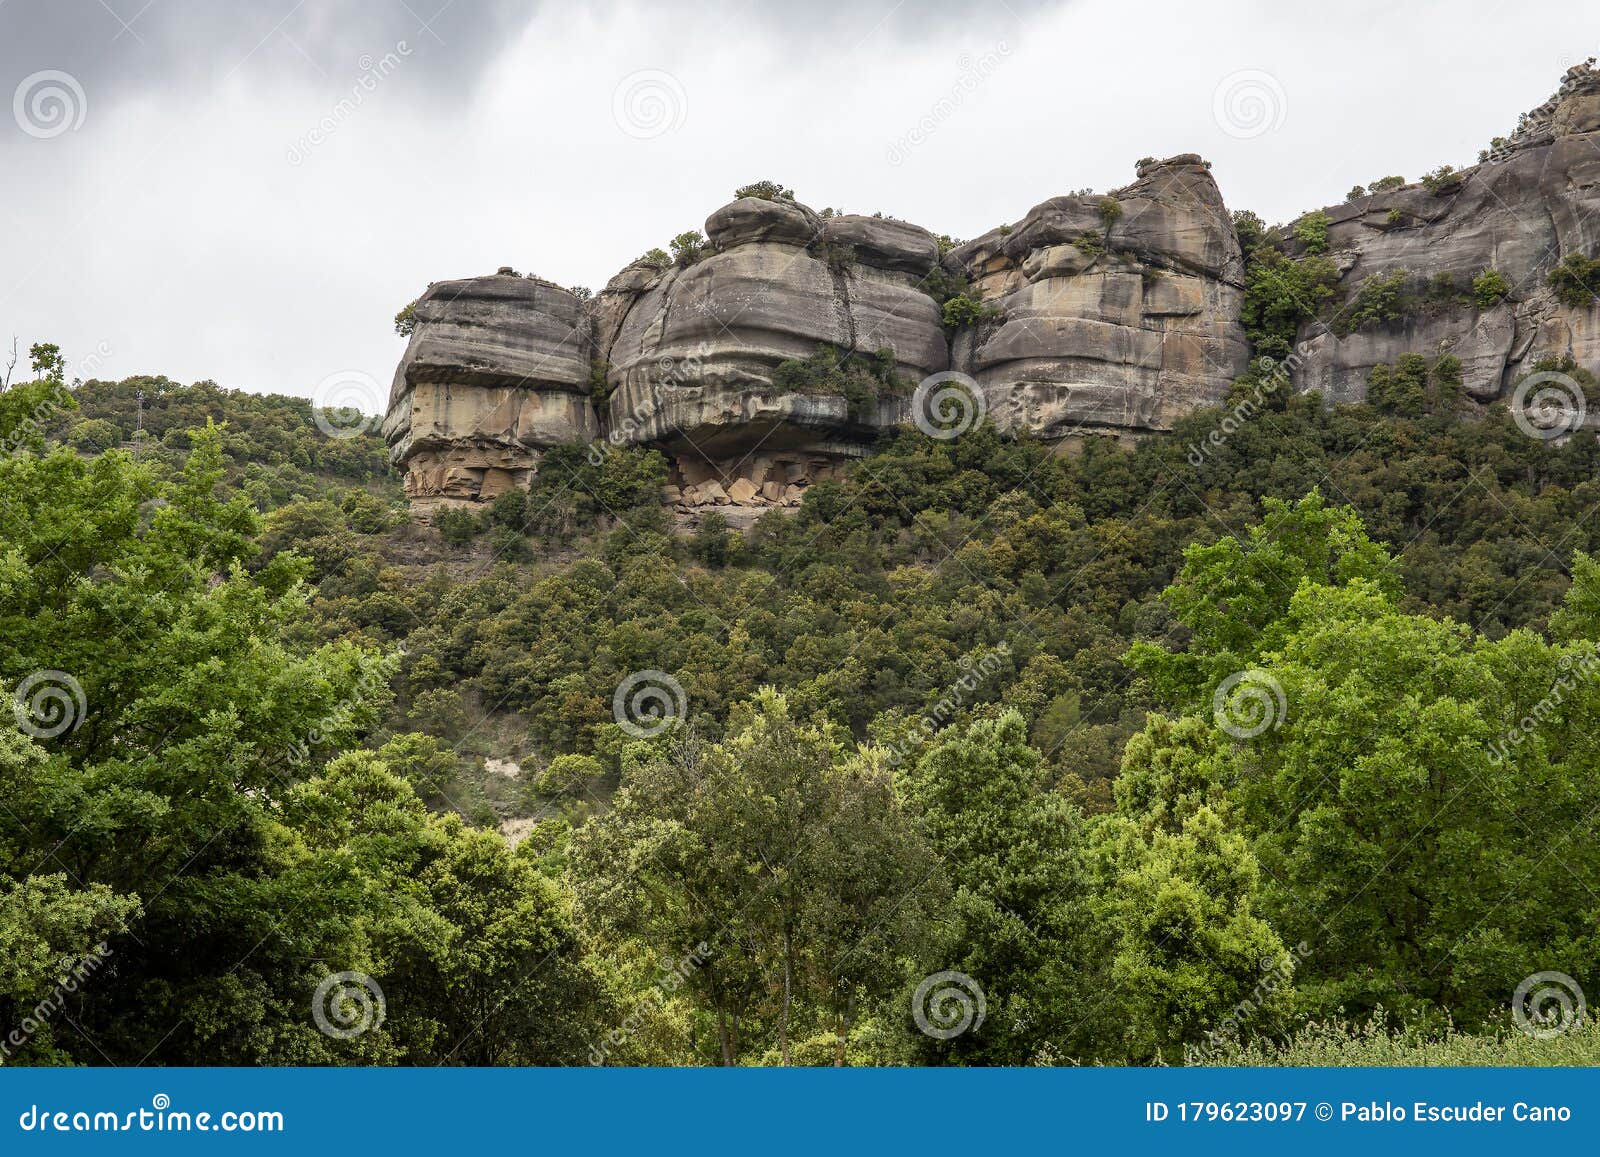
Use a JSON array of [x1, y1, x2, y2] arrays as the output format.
[[598, 197, 947, 488], [949, 155, 1250, 439], [384, 273, 597, 509], [386, 179, 1252, 508], [1289, 64, 1600, 403], [382, 63, 1600, 513]]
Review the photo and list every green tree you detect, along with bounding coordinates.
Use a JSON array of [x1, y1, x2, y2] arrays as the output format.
[[1128, 491, 1400, 709], [904, 712, 1095, 1063]]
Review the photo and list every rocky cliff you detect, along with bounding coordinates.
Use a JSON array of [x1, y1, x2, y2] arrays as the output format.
[[1287, 62, 1600, 407], [384, 64, 1600, 513]]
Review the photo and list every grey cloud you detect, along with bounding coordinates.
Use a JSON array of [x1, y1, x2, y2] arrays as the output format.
[[0, 0, 537, 105]]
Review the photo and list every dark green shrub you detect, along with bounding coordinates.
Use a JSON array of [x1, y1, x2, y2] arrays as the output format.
[[67, 417, 122, 454], [692, 511, 733, 568], [734, 180, 795, 202], [1548, 252, 1600, 308], [1472, 268, 1510, 308], [434, 507, 481, 546], [1231, 209, 1265, 255], [942, 293, 1001, 329], [669, 230, 707, 266], [773, 344, 906, 407], [1240, 248, 1340, 358], [1336, 268, 1408, 333], [1366, 353, 1429, 415], [1421, 165, 1459, 193], [1293, 211, 1331, 255], [487, 488, 528, 529], [1366, 353, 1462, 416]]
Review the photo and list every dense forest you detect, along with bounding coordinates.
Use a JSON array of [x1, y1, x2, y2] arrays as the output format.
[[1, 331, 1598, 1066]]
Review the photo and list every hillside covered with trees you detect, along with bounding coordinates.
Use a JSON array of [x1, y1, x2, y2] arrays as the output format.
[[1, 339, 1597, 1066]]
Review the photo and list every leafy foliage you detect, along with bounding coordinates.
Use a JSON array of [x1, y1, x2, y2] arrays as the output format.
[[8, 352, 1600, 1067], [1548, 251, 1600, 308], [734, 180, 795, 202]]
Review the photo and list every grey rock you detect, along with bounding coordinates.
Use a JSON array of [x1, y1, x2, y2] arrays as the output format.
[[1289, 65, 1600, 403], [383, 273, 597, 509], [951, 154, 1250, 436]]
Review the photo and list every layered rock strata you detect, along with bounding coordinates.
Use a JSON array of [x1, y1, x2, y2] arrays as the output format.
[[1287, 63, 1600, 407], [384, 63, 1600, 511]]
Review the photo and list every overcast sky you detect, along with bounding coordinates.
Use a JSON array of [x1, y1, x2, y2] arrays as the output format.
[[3, 0, 1598, 405]]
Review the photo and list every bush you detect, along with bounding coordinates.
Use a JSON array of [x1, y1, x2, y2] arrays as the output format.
[[692, 510, 733, 567], [942, 293, 1001, 329], [1472, 267, 1510, 308], [638, 247, 671, 270], [734, 180, 795, 202], [1366, 353, 1461, 416], [919, 264, 971, 308], [1421, 164, 1459, 193], [1336, 268, 1408, 333], [486, 488, 529, 529], [434, 507, 481, 547], [67, 417, 122, 454], [1293, 211, 1331, 255], [394, 299, 420, 336], [340, 489, 397, 533], [536, 753, 605, 796], [1191, 1014, 1600, 1067], [669, 231, 707, 266], [1367, 353, 1429, 415], [1240, 248, 1340, 358], [773, 344, 905, 408], [1098, 197, 1123, 230], [1548, 251, 1600, 308], [1367, 175, 1406, 194], [1231, 209, 1265, 255]]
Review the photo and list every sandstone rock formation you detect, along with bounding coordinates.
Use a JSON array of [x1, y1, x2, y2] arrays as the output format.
[[385, 169, 1248, 510], [597, 197, 947, 497], [1286, 63, 1600, 408], [383, 63, 1600, 511], [384, 273, 597, 511], [948, 154, 1249, 440]]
